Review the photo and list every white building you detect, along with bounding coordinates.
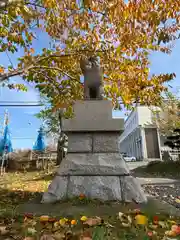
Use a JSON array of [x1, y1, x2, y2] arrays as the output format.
[[119, 106, 162, 161]]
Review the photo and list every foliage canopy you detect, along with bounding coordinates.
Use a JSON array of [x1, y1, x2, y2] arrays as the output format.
[[152, 92, 180, 135], [0, 0, 180, 111]]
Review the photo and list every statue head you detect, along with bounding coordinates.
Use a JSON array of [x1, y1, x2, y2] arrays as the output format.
[[88, 56, 99, 67]]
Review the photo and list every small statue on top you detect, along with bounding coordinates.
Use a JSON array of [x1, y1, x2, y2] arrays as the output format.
[[80, 56, 104, 100]]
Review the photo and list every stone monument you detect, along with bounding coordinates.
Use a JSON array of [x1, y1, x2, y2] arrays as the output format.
[[41, 58, 147, 204], [80, 56, 104, 100]]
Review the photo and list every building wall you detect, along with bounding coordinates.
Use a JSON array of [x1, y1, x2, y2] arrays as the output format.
[[119, 111, 139, 143], [119, 106, 162, 160], [119, 127, 143, 160]]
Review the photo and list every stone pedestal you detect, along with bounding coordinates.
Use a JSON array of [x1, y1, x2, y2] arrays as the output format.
[[63, 100, 124, 154], [62, 100, 123, 132], [42, 100, 147, 203]]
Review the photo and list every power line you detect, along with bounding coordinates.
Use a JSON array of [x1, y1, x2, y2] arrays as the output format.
[[0, 101, 42, 103], [0, 104, 43, 107], [0, 101, 44, 107], [12, 137, 35, 139]]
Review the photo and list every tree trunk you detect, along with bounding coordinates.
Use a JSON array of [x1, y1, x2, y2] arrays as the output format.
[[56, 135, 63, 166], [56, 110, 63, 166]]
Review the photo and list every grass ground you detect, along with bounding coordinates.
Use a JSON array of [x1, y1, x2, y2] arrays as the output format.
[[133, 160, 180, 179], [0, 167, 56, 217], [0, 167, 180, 239]]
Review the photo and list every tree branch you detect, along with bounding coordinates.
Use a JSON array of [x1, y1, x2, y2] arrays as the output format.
[[25, 1, 45, 9], [0, 0, 22, 10], [0, 47, 111, 83], [33, 66, 79, 82], [0, 69, 25, 82], [0, 57, 71, 83]]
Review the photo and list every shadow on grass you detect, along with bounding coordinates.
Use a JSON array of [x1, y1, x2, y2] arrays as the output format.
[[0, 186, 136, 218], [132, 160, 180, 179], [0, 187, 42, 218], [1, 185, 180, 220], [31, 172, 56, 181]]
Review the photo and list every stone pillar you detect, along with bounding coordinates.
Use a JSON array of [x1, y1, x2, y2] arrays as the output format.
[[157, 129, 162, 161], [140, 127, 148, 160]]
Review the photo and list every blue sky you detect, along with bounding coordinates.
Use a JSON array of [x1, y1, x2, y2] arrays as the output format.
[[0, 27, 180, 149]]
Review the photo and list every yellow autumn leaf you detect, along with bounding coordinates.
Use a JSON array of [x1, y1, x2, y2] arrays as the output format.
[[93, 31, 99, 42], [43, 0, 55, 8], [59, 218, 68, 226], [135, 214, 147, 225], [83, 0, 91, 7], [59, 219, 66, 226], [81, 216, 88, 222], [168, 220, 177, 225], [175, 198, 180, 203], [23, 5, 31, 14], [40, 215, 49, 222]]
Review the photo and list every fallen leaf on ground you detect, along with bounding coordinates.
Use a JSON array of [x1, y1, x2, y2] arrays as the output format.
[[0, 226, 9, 235], [80, 216, 88, 222], [135, 214, 147, 225], [149, 224, 158, 230], [175, 198, 180, 204], [165, 230, 177, 237], [158, 221, 167, 228], [53, 233, 66, 240], [40, 234, 55, 240], [27, 227, 37, 235], [80, 230, 92, 240], [122, 222, 131, 227], [24, 237, 35, 240], [171, 225, 180, 234], [59, 218, 68, 226], [40, 216, 49, 222], [83, 217, 102, 226]]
